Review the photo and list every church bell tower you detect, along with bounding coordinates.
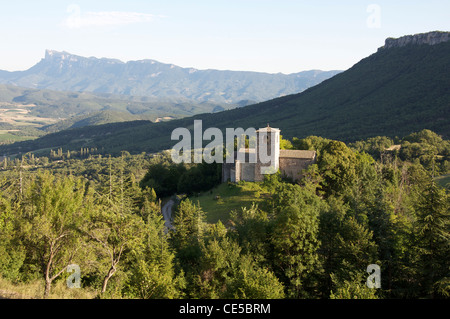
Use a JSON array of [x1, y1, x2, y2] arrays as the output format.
[[254, 124, 280, 181]]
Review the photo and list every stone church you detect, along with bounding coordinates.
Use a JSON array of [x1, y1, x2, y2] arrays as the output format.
[[222, 125, 316, 183]]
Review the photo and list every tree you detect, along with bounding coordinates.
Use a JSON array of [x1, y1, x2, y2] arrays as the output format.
[[193, 222, 285, 299], [177, 166, 205, 195], [268, 184, 324, 298], [292, 135, 331, 157], [350, 135, 394, 159], [345, 151, 378, 226], [230, 203, 271, 264], [193, 224, 242, 298], [271, 204, 322, 298], [414, 182, 450, 298], [367, 164, 417, 298], [317, 140, 358, 197], [18, 171, 86, 298], [82, 162, 148, 296], [177, 162, 221, 196], [83, 202, 145, 295], [400, 129, 450, 175], [329, 272, 378, 299], [402, 129, 445, 148], [280, 135, 293, 150], [140, 162, 187, 198], [227, 255, 285, 299], [0, 190, 26, 282], [318, 196, 378, 298], [170, 198, 207, 278], [124, 207, 183, 299]]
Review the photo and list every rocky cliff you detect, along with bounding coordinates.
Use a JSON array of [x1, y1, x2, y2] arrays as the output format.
[[379, 31, 450, 50]]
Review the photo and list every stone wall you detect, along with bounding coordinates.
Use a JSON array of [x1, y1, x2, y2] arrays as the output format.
[[222, 162, 233, 182], [279, 157, 315, 182], [235, 160, 241, 182], [240, 162, 256, 182]]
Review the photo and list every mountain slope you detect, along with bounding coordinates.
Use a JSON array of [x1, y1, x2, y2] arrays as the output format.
[[0, 83, 238, 119], [0, 83, 240, 142], [40, 110, 155, 133], [0, 50, 340, 105], [2, 31, 449, 156]]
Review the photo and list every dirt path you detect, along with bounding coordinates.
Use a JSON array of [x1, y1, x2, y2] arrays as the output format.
[[162, 199, 174, 230]]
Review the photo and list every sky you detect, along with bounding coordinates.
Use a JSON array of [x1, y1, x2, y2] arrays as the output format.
[[0, 0, 449, 74]]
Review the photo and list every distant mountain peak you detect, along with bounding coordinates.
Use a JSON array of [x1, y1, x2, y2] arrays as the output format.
[[379, 31, 450, 50], [45, 49, 70, 59], [1, 50, 341, 104], [44, 50, 124, 64]]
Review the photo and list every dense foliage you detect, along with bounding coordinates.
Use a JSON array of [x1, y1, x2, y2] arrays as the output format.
[[0, 130, 448, 299], [139, 154, 221, 198]]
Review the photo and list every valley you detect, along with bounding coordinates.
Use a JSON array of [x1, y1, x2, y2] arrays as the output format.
[[1, 32, 448, 157], [0, 28, 448, 303], [0, 50, 340, 147]]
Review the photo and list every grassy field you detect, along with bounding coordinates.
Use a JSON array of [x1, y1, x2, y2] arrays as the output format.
[[0, 132, 36, 143], [0, 275, 97, 299], [0, 103, 57, 144], [435, 174, 450, 189], [0, 104, 59, 126], [189, 182, 269, 224]]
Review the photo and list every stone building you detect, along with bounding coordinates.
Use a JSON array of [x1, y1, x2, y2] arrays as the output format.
[[222, 125, 316, 183]]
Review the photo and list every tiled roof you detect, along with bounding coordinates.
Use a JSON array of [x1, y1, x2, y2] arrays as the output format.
[[236, 148, 316, 159], [279, 149, 316, 159]]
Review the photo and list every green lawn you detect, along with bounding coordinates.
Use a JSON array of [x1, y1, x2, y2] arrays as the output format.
[[189, 182, 269, 224], [435, 174, 450, 189], [0, 132, 36, 143]]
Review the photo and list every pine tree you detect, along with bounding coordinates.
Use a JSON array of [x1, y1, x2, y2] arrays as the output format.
[[124, 205, 183, 298], [268, 184, 324, 298], [170, 198, 207, 297], [319, 196, 378, 298], [414, 182, 450, 298]]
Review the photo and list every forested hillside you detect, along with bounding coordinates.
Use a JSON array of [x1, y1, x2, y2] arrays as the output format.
[[0, 130, 448, 299], [0, 83, 240, 144], [2, 39, 448, 156]]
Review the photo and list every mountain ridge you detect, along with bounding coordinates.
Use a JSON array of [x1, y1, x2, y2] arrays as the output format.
[[0, 51, 341, 105], [1, 31, 448, 156]]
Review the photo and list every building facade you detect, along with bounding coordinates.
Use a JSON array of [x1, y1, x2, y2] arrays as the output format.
[[222, 125, 316, 183]]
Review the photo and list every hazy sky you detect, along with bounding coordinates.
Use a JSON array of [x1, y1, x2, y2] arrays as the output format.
[[1, 0, 449, 73]]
